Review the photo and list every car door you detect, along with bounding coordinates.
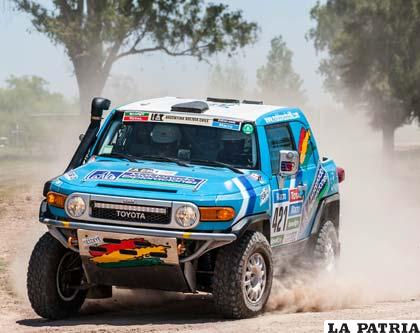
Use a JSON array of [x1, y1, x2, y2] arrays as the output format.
[[265, 122, 317, 248], [289, 121, 318, 239], [264, 123, 297, 248]]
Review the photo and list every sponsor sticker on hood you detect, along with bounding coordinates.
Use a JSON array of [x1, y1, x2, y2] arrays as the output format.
[[84, 168, 206, 190]]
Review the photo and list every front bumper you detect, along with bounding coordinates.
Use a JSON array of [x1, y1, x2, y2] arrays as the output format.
[[39, 217, 237, 242], [41, 217, 236, 292]]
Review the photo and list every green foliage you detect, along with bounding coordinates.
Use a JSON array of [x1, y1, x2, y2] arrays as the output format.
[[308, 0, 420, 135], [14, 0, 259, 112], [256, 36, 306, 105], [0, 75, 77, 151], [208, 61, 247, 99]]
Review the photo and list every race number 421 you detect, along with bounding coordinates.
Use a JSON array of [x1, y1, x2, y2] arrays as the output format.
[[325, 321, 420, 333]]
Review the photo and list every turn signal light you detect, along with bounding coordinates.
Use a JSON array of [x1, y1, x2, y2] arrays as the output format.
[[47, 191, 67, 209], [199, 207, 235, 221]]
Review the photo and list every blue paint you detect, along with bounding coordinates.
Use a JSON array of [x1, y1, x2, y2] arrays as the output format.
[[238, 175, 257, 215]]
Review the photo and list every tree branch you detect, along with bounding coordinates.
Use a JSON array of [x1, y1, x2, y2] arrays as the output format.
[[115, 43, 211, 64]]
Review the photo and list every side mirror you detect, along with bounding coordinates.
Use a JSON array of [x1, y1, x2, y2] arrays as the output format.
[[279, 150, 299, 176], [79, 133, 85, 141]]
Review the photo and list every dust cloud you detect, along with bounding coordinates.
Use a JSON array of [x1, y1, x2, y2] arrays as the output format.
[[3, 66, 420, 318], [266, 107, 420, 313]]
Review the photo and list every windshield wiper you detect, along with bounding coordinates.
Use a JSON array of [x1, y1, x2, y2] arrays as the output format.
[[189, 159, 244, 174], [138, 155, 190, 167], [97, 152, 138, 163]]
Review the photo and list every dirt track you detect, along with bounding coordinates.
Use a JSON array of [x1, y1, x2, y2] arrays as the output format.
[[1, 156, 420, 333]]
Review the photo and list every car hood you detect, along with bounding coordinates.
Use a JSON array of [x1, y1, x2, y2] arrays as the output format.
[[57, 158, 268, 198]]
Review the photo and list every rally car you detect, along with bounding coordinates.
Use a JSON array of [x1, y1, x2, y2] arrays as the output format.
[[28, 96, 344, 319]]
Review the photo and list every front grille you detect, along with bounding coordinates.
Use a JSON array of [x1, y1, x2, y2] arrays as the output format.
[[90, 201, 171, 224]]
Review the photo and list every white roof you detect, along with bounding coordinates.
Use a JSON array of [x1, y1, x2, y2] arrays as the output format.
[[117, 96, 289, 122]]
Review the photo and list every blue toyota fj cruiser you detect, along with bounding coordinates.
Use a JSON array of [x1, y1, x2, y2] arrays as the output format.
[[28, 96, 344, 319]]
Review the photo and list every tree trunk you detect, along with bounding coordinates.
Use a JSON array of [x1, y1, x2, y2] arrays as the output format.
[[73, 56, 110, 115], [382, 125, 395, 157]]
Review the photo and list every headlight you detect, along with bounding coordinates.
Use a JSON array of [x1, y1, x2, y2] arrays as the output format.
[[66, 196, 86, 217], [175, 205, 198, 228]]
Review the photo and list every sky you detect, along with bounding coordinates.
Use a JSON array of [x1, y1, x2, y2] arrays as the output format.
[[0, 0, 329, 104]]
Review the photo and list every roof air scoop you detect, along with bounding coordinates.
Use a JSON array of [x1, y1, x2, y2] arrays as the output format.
[[242, 100, 263, 105], [207, 97, 240, 104], [171, 101, 209, 113]]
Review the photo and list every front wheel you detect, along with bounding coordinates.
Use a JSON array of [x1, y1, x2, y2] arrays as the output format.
[[213, 231, 273, 319], [27, 232, 87, 319]]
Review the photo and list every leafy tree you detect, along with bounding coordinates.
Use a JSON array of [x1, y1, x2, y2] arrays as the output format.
[[208, 61, 247, 99], [308, 0, 420, 153], [14, 0, 259, 113], [0, 75, 76, 147], [0, 75, 75, 114], [256, 35, 306, 105]]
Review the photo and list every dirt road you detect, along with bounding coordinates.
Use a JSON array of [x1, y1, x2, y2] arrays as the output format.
[[0, 156, 420, 333]]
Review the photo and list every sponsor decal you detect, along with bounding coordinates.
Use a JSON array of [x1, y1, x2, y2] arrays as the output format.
[[299, 164, 329, 235], [271, 235, 284, 247], [298, 127, 313, 165], [123, 111, 243, 131], [101, 145, 113, 154], [123, 111, 150, 122], [82, 235, 102, 246], [242, 123, 254, 134], [286, 216, 301, 230], [53, 178, 63, 186], [164, 113, 212, 126], [120, 170, 206, 188], [84, 169, 206, 189], [212, 118, 241, 131], [88, 237, 170, 268], [149, 113, 164, 121], [288, 202, 302, 216], [264, 111, 300, 124], [273, 189, 289, 203], [127, 168, 177, 176], [308, 167, 328, 205], [325, 320, 420, 333], [283, 232, 297, 244], [260, 187, 269, 206], [85, 170, 122, 181], [63, 170, 78, 180], [248, 173, 262, 182], [289, 188, 303, 202]]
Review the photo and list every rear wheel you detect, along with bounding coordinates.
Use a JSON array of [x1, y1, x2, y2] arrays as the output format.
[[27, 232, 87, 319], [213, 231, 273, 319], [312, 221, 340, 273]]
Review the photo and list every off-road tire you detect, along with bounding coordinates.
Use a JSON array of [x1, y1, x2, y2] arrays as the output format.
[[312, 221, 340, 273], [27, 232, 87, 319], [213, 231, 273, 319]]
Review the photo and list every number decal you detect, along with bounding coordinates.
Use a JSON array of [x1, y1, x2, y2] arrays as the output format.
[[271, 187, 304, 247], [272, 206, 288, 233]]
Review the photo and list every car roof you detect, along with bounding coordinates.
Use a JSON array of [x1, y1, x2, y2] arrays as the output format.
[[117, 96, 306, 125]]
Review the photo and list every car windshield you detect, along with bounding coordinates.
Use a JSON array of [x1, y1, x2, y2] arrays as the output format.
[[94, 112, 258, 169]]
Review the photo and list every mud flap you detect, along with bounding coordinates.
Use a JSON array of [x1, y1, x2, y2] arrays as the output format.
[[78, 229, 190, 292]]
